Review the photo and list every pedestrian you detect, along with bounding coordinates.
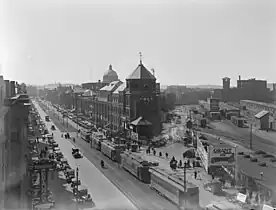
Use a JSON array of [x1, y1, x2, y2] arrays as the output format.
[[159, 151, 162, 157], [172, 156, 176, 162], [192, 160, 195, 168], [187, 159, 190, 168], [165, 152, 168, 159], [178, 160, 182, 168], [194, 170, 197, 179], [153, 149, 156, 156]]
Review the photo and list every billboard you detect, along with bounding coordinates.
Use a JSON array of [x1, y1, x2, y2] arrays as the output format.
[[209, 145, 236, 166]]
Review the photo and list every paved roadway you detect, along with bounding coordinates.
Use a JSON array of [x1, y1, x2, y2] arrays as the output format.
[[36, 102, 137, 210], [34, 100, 180, 210]]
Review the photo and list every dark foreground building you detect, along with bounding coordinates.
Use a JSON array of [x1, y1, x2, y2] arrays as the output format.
[[0, 78, 31, 209]]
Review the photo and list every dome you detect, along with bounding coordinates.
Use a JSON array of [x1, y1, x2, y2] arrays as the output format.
[[102, 64, 119, 83]]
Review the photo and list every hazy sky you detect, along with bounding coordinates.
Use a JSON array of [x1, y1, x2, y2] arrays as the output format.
[[0, 0, 276, 86]]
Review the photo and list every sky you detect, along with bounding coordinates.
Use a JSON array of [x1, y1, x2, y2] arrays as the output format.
[[0, 0, 276, 86]]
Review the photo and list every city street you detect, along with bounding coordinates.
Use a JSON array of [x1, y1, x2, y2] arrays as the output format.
[[35, 102, 137, 210], [34, 100, 180, 210]]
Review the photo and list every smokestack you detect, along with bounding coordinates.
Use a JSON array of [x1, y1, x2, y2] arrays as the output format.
[[10, 81, 16, 97], [4, 80, 10, 98], [239, 75, 241, 81]]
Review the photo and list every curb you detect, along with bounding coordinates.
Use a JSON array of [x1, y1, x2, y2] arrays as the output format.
[[39, 104, 142, 210]]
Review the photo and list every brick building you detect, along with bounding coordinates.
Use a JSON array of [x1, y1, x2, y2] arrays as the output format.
[[0, 78, 31, 209], [77, 61, 161, 139], [214, 76, 271, 102]]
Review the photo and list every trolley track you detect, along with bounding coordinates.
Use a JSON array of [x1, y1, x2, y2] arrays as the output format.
[[37, 102, 179, 210]]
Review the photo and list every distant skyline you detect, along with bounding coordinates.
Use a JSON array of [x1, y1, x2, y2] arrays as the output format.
[[0, 0, 276, 86]]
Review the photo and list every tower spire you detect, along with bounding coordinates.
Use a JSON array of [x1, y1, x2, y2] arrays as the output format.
[[139, 52, 142, 64]]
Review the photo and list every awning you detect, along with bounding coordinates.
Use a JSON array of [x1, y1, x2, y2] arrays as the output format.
[[131, 116, 152, 126]]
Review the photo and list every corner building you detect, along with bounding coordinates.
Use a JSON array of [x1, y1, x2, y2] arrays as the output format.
[[86, 62, 161, 139]]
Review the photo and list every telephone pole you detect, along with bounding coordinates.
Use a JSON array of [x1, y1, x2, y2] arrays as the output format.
[[184, 162, 187, 191], [249, 124, 253, 149]]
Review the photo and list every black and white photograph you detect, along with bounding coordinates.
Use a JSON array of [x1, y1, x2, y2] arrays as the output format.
[[0, 0, 276, 210]]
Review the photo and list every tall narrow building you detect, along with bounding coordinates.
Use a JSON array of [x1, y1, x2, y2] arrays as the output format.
[[125, 60, 161, 136]]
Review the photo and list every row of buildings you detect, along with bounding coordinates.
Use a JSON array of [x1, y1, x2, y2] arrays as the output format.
[[42, 61, 164, 139], [213, 76, 276, 102], [0, 76, 31, 209]]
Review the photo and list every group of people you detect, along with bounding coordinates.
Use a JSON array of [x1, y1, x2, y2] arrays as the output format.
[[61, 133, 71, 139]]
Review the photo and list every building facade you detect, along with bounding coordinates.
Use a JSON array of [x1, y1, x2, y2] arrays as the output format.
[[77, 62, 161, 138], [2, 81, 31, 210], [216, 76, 271, 102]]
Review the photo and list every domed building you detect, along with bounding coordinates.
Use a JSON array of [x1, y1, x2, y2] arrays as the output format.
[[102, 64, 119, 83]]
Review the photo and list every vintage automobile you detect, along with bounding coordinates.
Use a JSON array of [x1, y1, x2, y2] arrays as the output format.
[[72, 148, 82, 159], [51, 125, 56, 130]]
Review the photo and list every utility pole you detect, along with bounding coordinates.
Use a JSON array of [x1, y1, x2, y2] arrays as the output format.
[[67, 111, 69, 128], [75, 167, 79, 210], [184, 162, 187, 191], [249, 124, 253, 149], [76, 93, 79, 136]]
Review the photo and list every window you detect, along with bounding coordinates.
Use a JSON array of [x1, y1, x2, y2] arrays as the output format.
[[144, 84, 148, 89]]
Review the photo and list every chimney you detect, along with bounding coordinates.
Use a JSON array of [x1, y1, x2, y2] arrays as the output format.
[[10, 81, 16, 97], [98, 80, 101, 83], [239, 75, 241, 81], [4, 80, 10, 98]]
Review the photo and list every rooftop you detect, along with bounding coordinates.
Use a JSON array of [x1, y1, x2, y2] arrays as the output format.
[[238, 154, 276, 192], [254, 110, 269, 119], [113, 83, 126, 94], [241, 100, 276, 110], [99, 81, 121, 92], [127, 63, 156, 80], [219, 103, 240, 111]]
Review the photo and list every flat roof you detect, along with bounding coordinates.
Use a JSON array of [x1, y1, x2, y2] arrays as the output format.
[[199, 136, 276, 192], [241, 100, 276, 110], [219, 103, 240, 111], [238, 155, 276, 191]]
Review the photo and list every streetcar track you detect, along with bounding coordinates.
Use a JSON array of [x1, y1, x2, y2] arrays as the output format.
[[36, 102, 179, 210]]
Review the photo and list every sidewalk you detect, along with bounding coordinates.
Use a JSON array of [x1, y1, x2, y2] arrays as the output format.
[[37, 141, 79, 210], [139, 143, 240, 208]]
